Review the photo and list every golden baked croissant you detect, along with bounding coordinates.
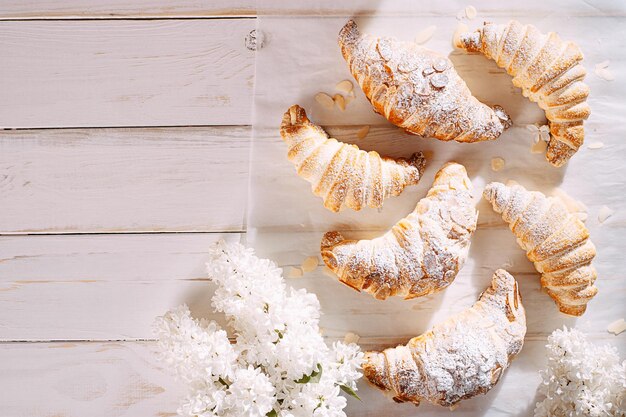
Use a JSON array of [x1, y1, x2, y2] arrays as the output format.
[[484, 182, 598, 316], [455, 20, 590, 166], [364, 269, 526, 407], [321, 162, 478, 300], [338, 20, 512, 143], [280, 105, 425, 212]]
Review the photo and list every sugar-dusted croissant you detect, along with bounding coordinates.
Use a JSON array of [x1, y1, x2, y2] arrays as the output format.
[[484, 182, 598, 316], [280, 105, 425, 212], [455, 20, 590, 166], [338, 20, 512, 143], [321, 162, 477, 300], [364, 269, 526, 407]]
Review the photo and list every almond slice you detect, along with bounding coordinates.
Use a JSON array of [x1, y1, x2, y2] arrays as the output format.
[[414, 25, 437, 45], [596, 60, 610, 70], [301, 256, 319, 273], [531, 138, 548, 154], [335, 80, 353, 95], [356, 125, 370, 139], [607, 318, 626, 335], [315, 92, 335, 109], [598, 206, 614, 223], [491, 157, 505, 171], [286, 266, 303, 278], [333, 94, 346, 111], [587, 141, 604, 149], [595, 67, 615, 81], [343, 332, 361, 344], [465, 5, 477, 19]]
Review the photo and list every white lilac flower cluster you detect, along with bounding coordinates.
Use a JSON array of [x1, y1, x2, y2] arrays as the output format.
[[154, 241, 363, 417], [534, 327, 626, 417]]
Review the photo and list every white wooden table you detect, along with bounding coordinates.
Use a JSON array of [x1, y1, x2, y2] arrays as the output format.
[[1, 1, 624, 416]]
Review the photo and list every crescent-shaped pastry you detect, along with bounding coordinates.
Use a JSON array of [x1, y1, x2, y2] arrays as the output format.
[[338, 20, 512, 143], [321, 162, 478, 300], [455, 20, 590, 166], [364, 269, 526, 407], [484, 182, 598, 316], [280, 105, 425, 212]]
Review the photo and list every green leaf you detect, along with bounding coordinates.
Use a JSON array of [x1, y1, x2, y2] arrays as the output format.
[[295, 363, 322, 384], [339, 384, 361, 401], [266, 410, 278, 417]]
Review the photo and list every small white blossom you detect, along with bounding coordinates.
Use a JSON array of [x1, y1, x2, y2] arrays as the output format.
[[155, 241, 363, 417], [534, 327, 626, 417]]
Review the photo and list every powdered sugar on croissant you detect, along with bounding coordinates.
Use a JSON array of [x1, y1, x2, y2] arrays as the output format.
[[484, 182, 598, 316], [338, 20, 512, 143], [280, 105, 425, 212], [364, 269, 526, 407], [455, 20, 590, 166], [321, 162, 478, 300]]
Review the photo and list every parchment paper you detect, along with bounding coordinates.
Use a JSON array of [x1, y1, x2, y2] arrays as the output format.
[[247, 1, 626, 415]]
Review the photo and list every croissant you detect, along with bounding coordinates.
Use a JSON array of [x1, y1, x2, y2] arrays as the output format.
[[484, 182, 598, 316], [321, 162, 478, 300], [455, 20, 590, 166], [280, 105, 425, 212], [364, 269, 526, 407], [337, 20, 512, 143]]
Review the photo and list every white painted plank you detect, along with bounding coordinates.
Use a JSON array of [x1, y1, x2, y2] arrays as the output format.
[[0, 230, 622, 341], [0, 20, 255, 128], [0, 233, 243, 282], [0, 0, 255, 19], [1, 337, 624, 417], [1, 0, 623, 19], [0, 341, 184, 417], [0, 127, 250, 233]]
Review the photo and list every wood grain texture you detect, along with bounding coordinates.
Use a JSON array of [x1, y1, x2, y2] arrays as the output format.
[[1, 337, 624, 417], [0, 230, 622, 341], [1, 0, 623, 19], [0, 127, 250, 233], [0, 0, 255, 19], [0, 341, 184, 417], [0, 20, 255, 128]]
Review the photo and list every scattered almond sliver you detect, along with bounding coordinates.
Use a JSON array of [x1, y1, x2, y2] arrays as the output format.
[[587, 141, 604, 149], [315, 92, 334, 109], [465, 5, 477, 19], [343, 332, 361, 344], [286, 266, 303, 278], [301, 256, 319, 273], [531, 139, 548, 154], [335, 80, 353, 95], [598, 205, 614, 223], [357, 125, 370, 139], [345, 95, 355, 106], [607, 318, 626, 335], [491, 157, 505, 172], [414, 25, 437, 45], [334, 94, 346, 111], [595, 61, 615, 81]]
